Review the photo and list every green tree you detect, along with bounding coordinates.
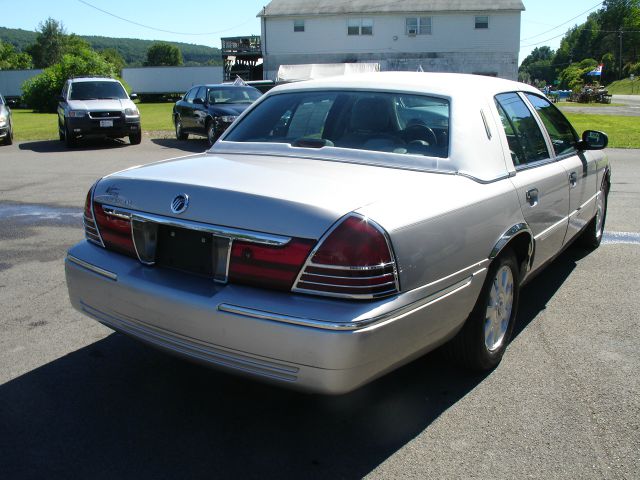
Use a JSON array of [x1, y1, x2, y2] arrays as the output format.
[[100, 48, 125, 74], [25, 18, 68, 67], [558, 59, 598, 90], [0, 40, 33, 69], [145, 42, 182, 66], [520, 47, 556, 85], [22, 47, 117, 112]]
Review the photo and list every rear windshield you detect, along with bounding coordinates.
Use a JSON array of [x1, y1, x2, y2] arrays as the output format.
[[224, 90, 450, 158], [69, 81, 128, 101]]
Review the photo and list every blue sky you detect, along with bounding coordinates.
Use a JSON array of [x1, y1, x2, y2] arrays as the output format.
[[1, 0, 603, 62]]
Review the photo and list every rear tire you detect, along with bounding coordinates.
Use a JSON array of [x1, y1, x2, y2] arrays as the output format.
[[447, 249, 520, 371], [577, 180, 608, 249], [206, 120, 216, 147], [129, 131, 142, 145], [175, 116, 188, 140]]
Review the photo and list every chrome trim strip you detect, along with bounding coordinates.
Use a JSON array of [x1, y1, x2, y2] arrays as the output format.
[[219, 273, 477, 332], [490, 223, 533, 259], [86, 182, 105, 248], [292, 286, 398, 300], [297, 280, 397, 290], [129, 217, 156, 266], [80, 301, 299, 382], [480, 109, 492, 140], [66, 255, 117, 281], [100, 205, 291, 246], [301, 272, 395, 281], [568, 190, 598, 220], [410, 259, 490, 295], [534, 216, 569, 241], [304, 261, 395, 272]]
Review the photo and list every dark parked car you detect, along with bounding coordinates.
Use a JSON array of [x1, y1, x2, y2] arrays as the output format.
[[0, 93, 13, 146], [173, 84, 261, 146]]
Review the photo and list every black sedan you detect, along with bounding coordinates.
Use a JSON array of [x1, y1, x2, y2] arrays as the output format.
[[173, 84, 261, 147], [0, 93, 13, 146]]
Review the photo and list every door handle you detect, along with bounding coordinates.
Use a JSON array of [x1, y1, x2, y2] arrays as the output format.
[[569, 172, 578, 188], [526, 188, 539, 207]]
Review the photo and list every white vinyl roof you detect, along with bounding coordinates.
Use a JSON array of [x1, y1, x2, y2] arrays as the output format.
[[258, 0, 525, 17]]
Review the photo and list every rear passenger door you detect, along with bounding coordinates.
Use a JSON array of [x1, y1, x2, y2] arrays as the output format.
[[523, 93, 597, 243], [495, 93, 569, 271], [177, 87, 197, 130]]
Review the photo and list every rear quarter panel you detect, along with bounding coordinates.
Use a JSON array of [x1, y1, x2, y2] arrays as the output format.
[[359, 174, 524, 295]]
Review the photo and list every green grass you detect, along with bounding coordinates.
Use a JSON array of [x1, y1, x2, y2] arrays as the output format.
[[11, 109, 59, 141], [9, 103, 640, 149], [606, 78, 640, 95], [557, 102, 624, 107], [11, 102, 175, 141], [138, 102, 174, 131], [564, 112, 640, 149]]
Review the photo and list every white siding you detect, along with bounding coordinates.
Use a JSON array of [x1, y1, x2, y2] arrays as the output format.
[[265, 13, 520, 54], [262, 12, 521, 80]]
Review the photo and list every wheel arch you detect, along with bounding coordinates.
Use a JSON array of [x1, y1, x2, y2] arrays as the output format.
[[489, 223, 534, 280]]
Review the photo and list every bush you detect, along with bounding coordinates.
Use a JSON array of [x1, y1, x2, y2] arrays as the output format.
[[22, 48, 118, 112]]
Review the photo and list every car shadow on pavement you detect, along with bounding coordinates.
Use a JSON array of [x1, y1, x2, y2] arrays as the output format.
[[18, 138, 131, 153], [0, 247, 584, 480], [513, 245, 592, 339], [151, 138, 209, 153]]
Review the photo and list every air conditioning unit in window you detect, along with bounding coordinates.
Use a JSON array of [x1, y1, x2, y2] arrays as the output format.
[[408, 29, 417, 36]]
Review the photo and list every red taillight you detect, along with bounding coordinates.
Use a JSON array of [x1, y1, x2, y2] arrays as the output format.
[[293, 215, 399, 299], [92, 201, 137, 257], [228, 239, 315, 291], [83, 187, 104, 247]]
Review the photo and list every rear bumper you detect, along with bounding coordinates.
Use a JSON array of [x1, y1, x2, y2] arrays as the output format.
[[65, 240, 485, 394]]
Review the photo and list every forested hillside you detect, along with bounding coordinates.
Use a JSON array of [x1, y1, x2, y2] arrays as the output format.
[[0, 26, 222, 66]]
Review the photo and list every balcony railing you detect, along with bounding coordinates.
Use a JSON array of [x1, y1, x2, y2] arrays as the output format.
[[221, 36, 262, 56]]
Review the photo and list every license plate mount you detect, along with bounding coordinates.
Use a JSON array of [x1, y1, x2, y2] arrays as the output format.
[[156, 226, 215, 277]]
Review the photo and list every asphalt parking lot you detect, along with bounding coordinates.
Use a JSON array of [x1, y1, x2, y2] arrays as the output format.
[[0, 138, 638, 479]]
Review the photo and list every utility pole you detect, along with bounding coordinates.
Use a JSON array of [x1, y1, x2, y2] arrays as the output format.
[[619, 30, 623, 80]]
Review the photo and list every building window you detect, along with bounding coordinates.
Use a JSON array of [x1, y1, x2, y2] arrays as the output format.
[[475, 16, 489, 29], [348, 18, 373, 36], [406, 17, 432, 35], [294, 19, 305, 32]]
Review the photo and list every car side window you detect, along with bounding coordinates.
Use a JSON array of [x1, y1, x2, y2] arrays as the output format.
[[184, 88, 197, 103], [195, 87, 206, 103], [524, 93, 578, 157], [495, 93, 549, 166]]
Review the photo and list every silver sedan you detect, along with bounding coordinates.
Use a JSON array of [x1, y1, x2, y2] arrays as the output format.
[[65, 72, 609, 394]]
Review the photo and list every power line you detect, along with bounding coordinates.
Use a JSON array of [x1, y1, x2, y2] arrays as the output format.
[[77, 0, 255, 36], [520, 1, 603, 42]]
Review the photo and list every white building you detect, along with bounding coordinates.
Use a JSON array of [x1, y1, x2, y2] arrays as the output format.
[[259, 0, 525, 80]]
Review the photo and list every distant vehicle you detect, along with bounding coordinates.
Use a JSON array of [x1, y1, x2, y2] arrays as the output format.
[[57, 77, 141, 147], [172, 84, 261, 147], [0, 93, 13, 146]]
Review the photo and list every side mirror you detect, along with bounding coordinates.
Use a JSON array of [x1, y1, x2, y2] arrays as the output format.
[[193, 97, 205, 105], [58, 95, 65, 103], [577, 130, 608, 150], [129, 93, 138, 100]]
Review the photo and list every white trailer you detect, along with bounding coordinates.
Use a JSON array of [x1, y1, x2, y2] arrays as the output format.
[[0, 69, 43, 98], [122, 66, 224, 94]]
